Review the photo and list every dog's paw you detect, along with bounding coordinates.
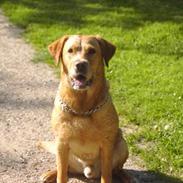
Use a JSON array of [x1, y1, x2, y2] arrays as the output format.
[[40, 170, 57, 183]]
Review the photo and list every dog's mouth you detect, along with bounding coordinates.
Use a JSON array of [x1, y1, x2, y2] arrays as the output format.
[[71, 74, 92, 90]]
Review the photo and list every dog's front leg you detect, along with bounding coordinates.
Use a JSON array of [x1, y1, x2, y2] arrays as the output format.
[[100, 144, 113, 183], [56, 138, 69, 183]]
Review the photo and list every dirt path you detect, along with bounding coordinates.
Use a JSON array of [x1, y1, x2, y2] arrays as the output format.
[[0, 10, 175, 183], [0, 9, 58, 183]]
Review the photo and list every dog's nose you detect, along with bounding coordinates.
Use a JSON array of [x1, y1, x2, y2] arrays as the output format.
[[75, 61, 88, 74]]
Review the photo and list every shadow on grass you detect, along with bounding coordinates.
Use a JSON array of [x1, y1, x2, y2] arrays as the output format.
[[101, 0, 183, 24], [0, 0, 183, 58], [127, 169, 183, 183], [0, 0, 183, 29]]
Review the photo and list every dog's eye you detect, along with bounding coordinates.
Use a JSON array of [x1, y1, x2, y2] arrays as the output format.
[[88, 48, 96, 55], [68, 48, 73, 53]]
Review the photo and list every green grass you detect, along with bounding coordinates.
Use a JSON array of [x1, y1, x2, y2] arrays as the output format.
[[1, 0, 183, 181]]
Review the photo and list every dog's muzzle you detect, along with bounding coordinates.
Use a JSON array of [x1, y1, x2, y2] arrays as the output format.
[[75, 61, 88, 75], [71, 75, 92, 90], [71, 60, 92, 90]]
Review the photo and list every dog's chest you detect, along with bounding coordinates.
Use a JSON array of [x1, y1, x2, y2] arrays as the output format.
[[69, 139, 99, 161]]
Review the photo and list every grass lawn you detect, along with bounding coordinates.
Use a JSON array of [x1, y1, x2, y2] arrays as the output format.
[[1, 0, 183, 180]]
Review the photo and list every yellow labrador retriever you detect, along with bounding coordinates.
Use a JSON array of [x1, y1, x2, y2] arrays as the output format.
[[38, 35, 130, 183]]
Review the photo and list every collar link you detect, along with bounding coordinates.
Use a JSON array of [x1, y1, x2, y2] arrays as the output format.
[[54, 91, 110, 116]]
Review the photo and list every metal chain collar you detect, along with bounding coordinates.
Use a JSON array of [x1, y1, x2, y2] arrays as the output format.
[[55, 92, 110, 116]]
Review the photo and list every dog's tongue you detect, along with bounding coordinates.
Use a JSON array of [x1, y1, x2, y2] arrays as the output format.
[[72, 75, 87, 88], [74, 79, 85, 86]]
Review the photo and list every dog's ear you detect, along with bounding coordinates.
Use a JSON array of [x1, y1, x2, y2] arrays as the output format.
[[48, 35, 69, 66], [96, 36, 116, 67]]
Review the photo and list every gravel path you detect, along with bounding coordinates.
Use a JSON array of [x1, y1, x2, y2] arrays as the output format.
[[0, 10, 177, 183], [0, 10, 57, 183]]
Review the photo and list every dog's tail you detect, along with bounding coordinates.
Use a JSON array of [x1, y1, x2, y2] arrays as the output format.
[[37, 141, 56, 155]]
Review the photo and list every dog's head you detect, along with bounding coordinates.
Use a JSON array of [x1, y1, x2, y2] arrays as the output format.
[[48, 35, 116, 90]]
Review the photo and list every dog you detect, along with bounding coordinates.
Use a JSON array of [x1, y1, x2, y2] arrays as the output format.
[[38, 35, 130, 183]]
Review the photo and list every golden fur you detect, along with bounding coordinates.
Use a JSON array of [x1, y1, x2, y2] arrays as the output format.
[[38, 35, 130, 183]]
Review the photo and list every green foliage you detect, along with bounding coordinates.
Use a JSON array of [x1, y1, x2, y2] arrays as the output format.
[[1, 0, 183, 180]]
